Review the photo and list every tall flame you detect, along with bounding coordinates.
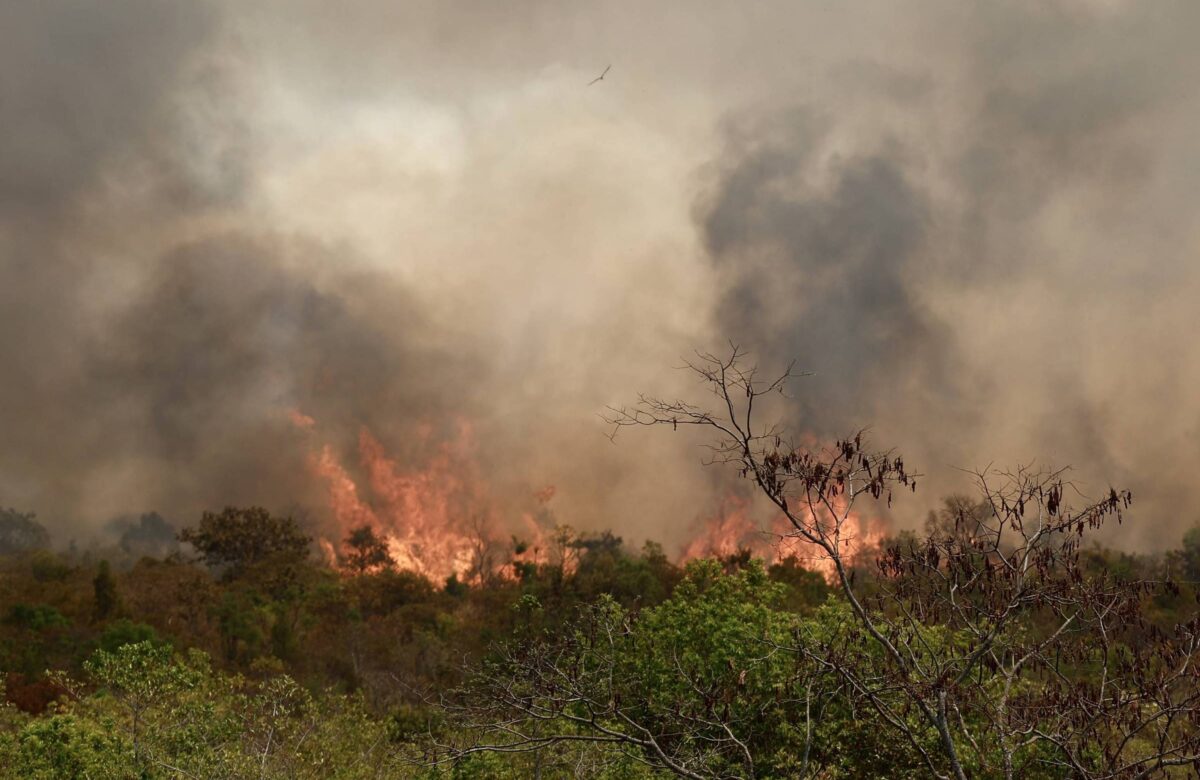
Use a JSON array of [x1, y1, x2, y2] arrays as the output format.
[[298, 412, 555, 583], [296, 410, 885, 584]]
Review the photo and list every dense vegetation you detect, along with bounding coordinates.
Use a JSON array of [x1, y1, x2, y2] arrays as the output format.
[[3, 353, 1200, 778], [1, 500, 1199, 778]]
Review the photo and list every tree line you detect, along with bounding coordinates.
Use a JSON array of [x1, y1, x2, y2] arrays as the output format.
[[2, 350, 1200, 777]]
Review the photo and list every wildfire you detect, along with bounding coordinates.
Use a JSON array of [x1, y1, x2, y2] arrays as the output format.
[[679, 494, 762, 561], [681, 492, 887, 582], [297, 413, 550, 583], [293, 410, 886, 585], [288, 410, 316, 430]]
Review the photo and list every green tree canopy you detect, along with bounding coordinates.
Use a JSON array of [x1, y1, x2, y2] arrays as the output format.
[[179, 506, 310, 578], [341, 524, 395, 575]]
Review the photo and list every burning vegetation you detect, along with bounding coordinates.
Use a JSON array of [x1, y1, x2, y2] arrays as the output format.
[[294, 407, 890, 587], [681, 493, 887, 582], [298, 415, 568, 583], [3, 349, 1200, 778]]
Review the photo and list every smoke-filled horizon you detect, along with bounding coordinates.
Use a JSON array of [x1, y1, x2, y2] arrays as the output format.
[[2, 1, 1198, 552]]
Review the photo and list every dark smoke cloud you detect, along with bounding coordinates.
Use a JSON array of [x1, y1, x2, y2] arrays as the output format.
[[697, 2, 1200, 543], [0, 2, 215, 215], [85, 236, 481, 521], [0, 1, 484, 539], [700, 111, 960, 438], [2, 0, 1198, 550], [1, 0, 224, 528]]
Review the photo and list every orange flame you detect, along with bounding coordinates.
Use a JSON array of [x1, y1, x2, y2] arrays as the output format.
[[681, 493, 887, 582], [288, 409, 316, 430], [679, 494, 762, 561], [295, 411, 884, 585], [354, 427, 483, 580], [298, 412, 556, 583]]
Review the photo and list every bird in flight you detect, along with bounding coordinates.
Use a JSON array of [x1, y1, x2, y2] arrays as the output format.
[[588, 65, 611, 86]]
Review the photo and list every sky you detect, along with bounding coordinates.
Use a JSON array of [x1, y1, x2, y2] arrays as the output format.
[[2, 0, 1198, 550]]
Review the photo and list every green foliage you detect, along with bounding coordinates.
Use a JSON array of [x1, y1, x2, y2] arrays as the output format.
[[215, 590, 268, 663], [179, 506, 310, 578], [0, 642, 414, 779], [5, 604, 69, 631], [342, 524, 396, 575], [768, 555, 830, 611], [10, 714, 133, 779], [1, 504, 1198, 778], [453, 560, 880, 777], [618, 562, 938, 776], [86, 641, 199, 711], [626, 560, 801, 775], [96, 620, 163, 654]]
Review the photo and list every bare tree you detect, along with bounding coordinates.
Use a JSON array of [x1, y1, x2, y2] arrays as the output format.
[[602, 347, 1195, 779], [434, 347, 1198, 778]]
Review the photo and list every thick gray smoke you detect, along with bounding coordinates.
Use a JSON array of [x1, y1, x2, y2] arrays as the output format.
[[2, 1, 1198, 550], [695, 2, 1200, 543], [0, 2, 486, 540], [700, 111, 958, 437]]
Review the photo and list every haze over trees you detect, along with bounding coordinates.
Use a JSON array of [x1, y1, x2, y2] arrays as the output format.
[[0, 509, 49, 557], [178, 507, 312, 579], [0, 351, 1198, 778], [3, 0, 1198, 774], [437, 350, 1198, 778]]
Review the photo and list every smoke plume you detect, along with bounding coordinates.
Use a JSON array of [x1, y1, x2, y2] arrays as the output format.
[[2, 1, 1197, 550]]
